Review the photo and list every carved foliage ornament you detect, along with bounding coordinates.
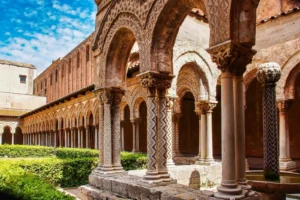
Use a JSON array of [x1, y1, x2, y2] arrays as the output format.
[[277, 100, 292, 113], [196, 101, 218, 114], [257, 62, 281, 85], [138, 72, 174, 90], [207, 40, 256, 75]]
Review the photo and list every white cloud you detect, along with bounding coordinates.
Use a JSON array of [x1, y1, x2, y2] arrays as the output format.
[[5, 32, 10, 36], [24, 10, 37, 17]]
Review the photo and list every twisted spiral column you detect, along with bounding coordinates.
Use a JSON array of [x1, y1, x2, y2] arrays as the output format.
[[257, 62, 281, 181]]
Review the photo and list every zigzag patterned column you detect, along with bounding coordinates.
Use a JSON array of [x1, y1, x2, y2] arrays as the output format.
[[257, 62, 281, 181], [157, 88, 172, 181], [166, 98, 175, 167]]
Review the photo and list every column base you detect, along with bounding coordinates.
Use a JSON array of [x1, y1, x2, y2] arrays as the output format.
[[142, 170, 162, 184], [167, 159, 175, 167], [195, 159, 216, 166], [213, 185, 245, 200], [279, 160, 297, 172]]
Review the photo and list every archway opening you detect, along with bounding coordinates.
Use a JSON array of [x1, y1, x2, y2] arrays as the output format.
[[123, 105, 133, 151], [179, 92, 199, 155], [88, 113, 95, 149], [288, 72, 300, 169], [245, 79, 263, 170], [15, 127, 23, 145], [3, 126, 12, 144], [212, 84, 221, 158], [139, 101, 147, 153]]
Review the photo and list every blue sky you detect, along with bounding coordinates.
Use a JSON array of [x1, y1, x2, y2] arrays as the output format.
[[0, 0, 96, 74]]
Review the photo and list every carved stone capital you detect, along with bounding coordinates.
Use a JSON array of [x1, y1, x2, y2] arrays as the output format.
[[95, 87, 124, 105], [196, 101, 218, 114], [137, 71, 174, 90], [277, 100, 292, 113], [207, 40, 256, 75], [257, 62, 281, 85]]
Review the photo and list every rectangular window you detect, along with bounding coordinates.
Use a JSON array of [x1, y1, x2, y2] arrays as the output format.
[[50, 74, 53, 85], [55, 70, 58, 82], [19, 75, 27, 84], [61, 65, 64, 78], [68, 59, 71, 74], [86, 46, 90, 62], [77, 53, 80, 68]]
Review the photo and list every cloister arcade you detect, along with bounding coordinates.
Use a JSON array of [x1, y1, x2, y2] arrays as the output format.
[[12, 0, 300, 198]]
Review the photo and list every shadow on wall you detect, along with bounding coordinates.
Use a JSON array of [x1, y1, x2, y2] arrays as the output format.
[[189, 170, 200, 189]]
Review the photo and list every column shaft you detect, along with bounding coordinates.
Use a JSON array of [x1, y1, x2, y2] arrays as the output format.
[[234, 76, 246, 184], [132, 120, 136, 152]]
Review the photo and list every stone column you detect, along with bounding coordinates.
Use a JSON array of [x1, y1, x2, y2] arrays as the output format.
[[166, 98, 175, 166], [77, 128, 80, 148], [94, 126, 98, 149], [233, 75, 247, 185], [172, 113, 181, 156], [140, 77, 160, 182], [64, 129, 67, 147], [257, 62, 281, 181], [205, 101, 217, 163], [98, 102, 104, 167], [135, 119, 140, 152], [120, 121, 125, 151], [81, 128, 84, 148], [0, 134, 2, 145], [207, 41, 256, 199], [85, 126, 89, 148], [46, 132, 48, 146], [197, 102, 207, 163], [131, 119, 137, 153], [12, 132, 15, 145], [112, 91, 124, 172], [59, 130, 62, 147], [277, 100, 296, 171]]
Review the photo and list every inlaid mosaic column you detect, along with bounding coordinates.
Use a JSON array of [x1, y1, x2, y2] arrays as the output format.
[[257, 62, 281, 180], [277, 100, 296, 171], [112, 90, 124, 172], [157, 88, 172, 181], [140, 74, 161, 182], [172, 113, 181, 156], [166, 98, 175, 167]]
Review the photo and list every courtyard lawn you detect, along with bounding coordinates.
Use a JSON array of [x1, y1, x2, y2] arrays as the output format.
[[0, 145, 147, 199]]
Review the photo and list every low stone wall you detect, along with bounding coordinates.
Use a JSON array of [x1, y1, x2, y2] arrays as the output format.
[[128, 163, 222, 189]]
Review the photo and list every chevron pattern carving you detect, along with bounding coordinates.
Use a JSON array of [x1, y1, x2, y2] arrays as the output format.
[[147, 96, 157, 171]]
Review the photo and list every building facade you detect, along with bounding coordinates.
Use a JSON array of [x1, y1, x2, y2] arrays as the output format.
[[0, 60, 46, 145]]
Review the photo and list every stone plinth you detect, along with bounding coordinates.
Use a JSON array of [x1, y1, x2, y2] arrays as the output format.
[[79, 173, 214, 200], [280, 161, 297, 172]]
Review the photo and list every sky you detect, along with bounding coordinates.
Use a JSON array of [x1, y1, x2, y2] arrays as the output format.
[[0, 0, 96, 74]]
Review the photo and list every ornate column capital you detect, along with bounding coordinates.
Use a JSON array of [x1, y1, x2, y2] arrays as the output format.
[[207, 40, 256, 75], [95, 87, 124, 105], [257, 62, 281, 86], [137, 71, 175, 94], [196, 101, 218, 115], [277, 100, 292, 113]]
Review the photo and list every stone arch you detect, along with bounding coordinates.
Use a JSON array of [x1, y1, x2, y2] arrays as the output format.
[[277, 51, 300, 100], [133, 97, 146, 119], [171, 51, 219, 99], [95, 13, 143, 88], [175, 63, 210, 103], [3, 126, 12, 144], [15, 127, 23, 145]]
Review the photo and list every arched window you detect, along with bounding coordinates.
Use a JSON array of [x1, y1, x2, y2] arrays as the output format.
[[86, 45, 90, 62], [68, 58, 71, 74], [77, 52, 80, 68]]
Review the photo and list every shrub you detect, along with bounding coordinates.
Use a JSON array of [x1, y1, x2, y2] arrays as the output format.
[[121, 152, 148, 171], [0, 163, 74, 200], [0, 157, 98, 188], [0, 144, 53, 158], [56, 148, 98, 159]]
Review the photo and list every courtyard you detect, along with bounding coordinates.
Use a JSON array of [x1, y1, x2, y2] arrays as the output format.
[[0, 0, 300, 199]]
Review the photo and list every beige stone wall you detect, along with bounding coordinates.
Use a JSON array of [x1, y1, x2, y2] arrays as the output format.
[[0, 92, 46, 111], [0, 63, 36, 95]]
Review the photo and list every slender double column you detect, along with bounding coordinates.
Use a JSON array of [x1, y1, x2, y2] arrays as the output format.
[[196, 100, 217, 164], [130, 119, 140, 153], [138, 71, 174, 184], [93, 88, 124, 174], [277, 100, 296, 171], [207, 41, 256, 199]]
